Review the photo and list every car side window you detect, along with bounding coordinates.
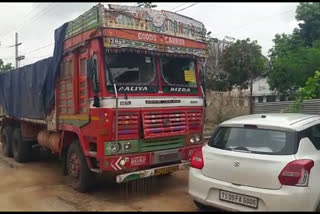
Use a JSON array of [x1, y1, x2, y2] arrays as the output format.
[[303, 124, 320, 150]]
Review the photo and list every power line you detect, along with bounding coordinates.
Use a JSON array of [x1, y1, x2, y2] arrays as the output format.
[[0, 3, 46, 41], [24, 54, 52, 60], [0, 3, 39, 39], [0, 3, 56, 42], [23, 43, 54, 55], [17, 3, 58, 33], [1, 4, 62, 62], [174, 3, 199, 13], [169, 3, 189, 11]]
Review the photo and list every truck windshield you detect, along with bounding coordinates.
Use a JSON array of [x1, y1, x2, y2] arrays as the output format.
[[105, 52, 155, 85], [160, 56, 197, 87]]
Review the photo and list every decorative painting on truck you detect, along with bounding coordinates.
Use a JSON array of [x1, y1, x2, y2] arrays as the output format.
[[105, 4, 207, 42], [65, 4, 208, 44], [104, 37, 207, 58]]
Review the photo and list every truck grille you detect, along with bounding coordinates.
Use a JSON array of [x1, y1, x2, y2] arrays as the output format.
[[187, 110, 202, 133], [140, 137, 185, 152], [142, 109, 202, 139], [116, 111, 140, 140]]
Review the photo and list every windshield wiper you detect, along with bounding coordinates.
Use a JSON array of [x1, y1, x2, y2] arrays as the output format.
[[229, 146, 252, 153]]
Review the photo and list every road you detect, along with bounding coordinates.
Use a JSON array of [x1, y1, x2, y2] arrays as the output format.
[[0, 150, 208, 211]]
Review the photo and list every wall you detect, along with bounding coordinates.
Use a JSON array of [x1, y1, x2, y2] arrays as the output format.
[[252, 77, 274, 97], [253, 99, 320, 114], [204, 90, 250, 135]]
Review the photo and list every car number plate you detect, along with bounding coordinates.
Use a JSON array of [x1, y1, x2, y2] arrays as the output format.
[[154, 165, 179, 176], [219, 190, 258, 209]]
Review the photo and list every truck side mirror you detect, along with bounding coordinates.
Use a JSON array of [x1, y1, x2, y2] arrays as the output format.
[[87, 55, 100, 107], [200, 68, 207, 107], [87, 59, 93, 81]]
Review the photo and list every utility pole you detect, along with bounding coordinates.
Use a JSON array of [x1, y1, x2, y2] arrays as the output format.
[[13, 32, 24, 68], [15, 32, 19, 68]]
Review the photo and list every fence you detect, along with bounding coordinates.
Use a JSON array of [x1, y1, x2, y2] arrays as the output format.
[[253, 99, 320, 114]]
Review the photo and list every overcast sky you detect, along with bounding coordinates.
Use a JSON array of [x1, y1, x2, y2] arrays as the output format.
[[0, 2, 299, 67]]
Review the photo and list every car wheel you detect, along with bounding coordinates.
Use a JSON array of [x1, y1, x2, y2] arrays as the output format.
[[1, 126, 13, 157], [67, 140, 96, 193], [12, 128, 32, 163], [316, 201, 320, 211], [193, 200, 209, 211]]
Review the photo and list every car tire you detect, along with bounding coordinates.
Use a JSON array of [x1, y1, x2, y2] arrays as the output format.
[[12, 128, 32, 163], [316, 201, 320, 211], [1, 126, 13, 157], [67, 140, 96, 193], [193, 200, 209, 211]]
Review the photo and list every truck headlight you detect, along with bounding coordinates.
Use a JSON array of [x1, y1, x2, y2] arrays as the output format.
[[195, 135, 201, 143], [124, 142, 131, 151], [190, 136, 195, 144], [111, 143, 121, 153]]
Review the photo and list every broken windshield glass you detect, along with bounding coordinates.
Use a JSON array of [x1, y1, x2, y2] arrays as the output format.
[[160, 56, 197, 87], [105, 52, 156, 85]]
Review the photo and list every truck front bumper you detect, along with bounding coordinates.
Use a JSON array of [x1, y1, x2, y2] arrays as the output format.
[[98, 145, 202, 178], [116, 161, 190, 183]]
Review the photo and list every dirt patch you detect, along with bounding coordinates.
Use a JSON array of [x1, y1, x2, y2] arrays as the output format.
[[0, 155, 202, 211]]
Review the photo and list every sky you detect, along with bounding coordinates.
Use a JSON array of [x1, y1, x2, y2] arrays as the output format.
[[0, 2, 299, 67]]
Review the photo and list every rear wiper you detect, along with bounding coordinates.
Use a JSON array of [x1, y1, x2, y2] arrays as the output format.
[[229, 146, 252, 153]]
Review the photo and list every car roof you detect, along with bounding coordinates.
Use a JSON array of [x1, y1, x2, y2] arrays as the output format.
[[220, 113, 320, 131]]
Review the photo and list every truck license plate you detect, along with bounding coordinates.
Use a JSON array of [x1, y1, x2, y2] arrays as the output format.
[[219, 190, 258, 209], [159, 153, 178, 162], [154, 165, 179, 176]]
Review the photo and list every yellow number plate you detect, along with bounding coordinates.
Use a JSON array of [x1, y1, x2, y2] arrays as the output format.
[[154, 165, 179, 176]]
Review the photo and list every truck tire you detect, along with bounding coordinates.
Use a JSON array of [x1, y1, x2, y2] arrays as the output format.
[[1, 126, 13, 157], [67, 140, 95, 193], [12, 128, 32, 163]]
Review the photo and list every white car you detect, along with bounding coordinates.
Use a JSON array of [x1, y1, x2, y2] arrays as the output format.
[[189, 113, 320, 211]]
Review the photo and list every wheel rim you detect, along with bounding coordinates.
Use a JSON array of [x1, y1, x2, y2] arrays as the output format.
[[69, 152, 81, 179]]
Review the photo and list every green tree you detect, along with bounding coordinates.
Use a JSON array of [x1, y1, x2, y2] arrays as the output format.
[[284, 70, 320, 113], [0, 59, 13, 73], [267, 3, 320, 95], [136, 2, 157, 8], [222, 38, 265, 91], [267, 35, 320, 95], [221, 38, 265, 113], [296, 2, 320, 46]]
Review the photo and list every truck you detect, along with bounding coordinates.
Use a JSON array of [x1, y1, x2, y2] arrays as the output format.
[[0, 4, 208, 193]]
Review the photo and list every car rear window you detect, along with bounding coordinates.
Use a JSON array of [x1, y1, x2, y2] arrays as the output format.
[[208, 127, 296, 155]]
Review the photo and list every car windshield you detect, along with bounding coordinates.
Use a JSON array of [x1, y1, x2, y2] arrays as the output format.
[[105, 52, 155, 85], [208, 127, 296, 155], [160, 56, 197, 87]]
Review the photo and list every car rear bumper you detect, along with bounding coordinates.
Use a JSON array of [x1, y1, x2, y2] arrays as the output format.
[[188, 168, 318, 211]]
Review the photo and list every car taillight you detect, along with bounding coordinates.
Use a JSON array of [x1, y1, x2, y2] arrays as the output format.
[[278, 159, 314, 187], [191, 149, 204, 169]]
